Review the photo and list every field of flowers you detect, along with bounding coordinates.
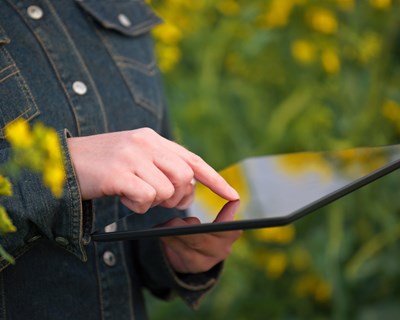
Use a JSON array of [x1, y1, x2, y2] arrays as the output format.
[[148, 0, 400, 319]]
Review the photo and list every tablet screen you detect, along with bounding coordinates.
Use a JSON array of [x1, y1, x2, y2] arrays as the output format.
[[92, 144, 400, 241]]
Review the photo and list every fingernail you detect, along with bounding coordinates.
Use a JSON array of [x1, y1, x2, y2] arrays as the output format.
[[228, 186, 240, 200]]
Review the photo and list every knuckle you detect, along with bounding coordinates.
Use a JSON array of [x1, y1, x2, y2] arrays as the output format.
[[189, 153, 204, 167], [162, 184, 175, 200], [139, 187, 157, 203], [129, 128, 156, 146], [171, 167, 194, 186]]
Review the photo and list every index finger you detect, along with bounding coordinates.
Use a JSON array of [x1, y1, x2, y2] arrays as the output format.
[[171, 144, 239, 201]]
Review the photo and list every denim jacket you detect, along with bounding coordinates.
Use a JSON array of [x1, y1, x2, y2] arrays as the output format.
[[0, 1, 221, 319]]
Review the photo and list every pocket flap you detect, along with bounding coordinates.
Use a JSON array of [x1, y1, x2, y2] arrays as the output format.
[[0, 26, 10, 45], [76, 0, 163, 36]]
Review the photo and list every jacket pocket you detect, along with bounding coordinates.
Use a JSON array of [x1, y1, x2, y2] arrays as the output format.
[[76, 0, 164, 117], [0, 26, 40, 138]]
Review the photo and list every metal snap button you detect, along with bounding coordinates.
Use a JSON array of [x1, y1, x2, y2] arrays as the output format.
[[72, 81, 88, 95], [27, 5, 44, 20], [103, 251, 117, 267], [105, 222, 117, 233], [118, 14, 131, 28], [55, 236, 69, 246]]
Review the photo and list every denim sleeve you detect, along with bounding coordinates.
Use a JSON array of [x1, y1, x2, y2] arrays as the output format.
[[137, 237, 223, 309], [0, 129, 93, 270]]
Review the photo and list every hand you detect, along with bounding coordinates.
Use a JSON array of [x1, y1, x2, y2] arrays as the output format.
[[161, 201, 242, 273], [67, 128, 239, 213]]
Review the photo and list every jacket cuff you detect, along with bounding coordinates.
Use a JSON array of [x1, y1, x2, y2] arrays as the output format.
[[57, 129, 93, 260], [138, 237, 223, 309], [0, 129, 93, 270]]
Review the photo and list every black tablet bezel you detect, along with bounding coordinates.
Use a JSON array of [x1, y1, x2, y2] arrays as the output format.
[[91, 156, 400, 242]]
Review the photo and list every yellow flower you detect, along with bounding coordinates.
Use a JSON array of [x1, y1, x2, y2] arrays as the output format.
[[294, 273, 332, 303], [217, 0, 240, 16], [314, 279, 332, 303], [262, 0, 295, 28], [294, 274, 316, 297], [307, 8, 338, 34], [0, 176, 12, 197], [5, 119, 34, 148], [43, 162, 66, 198], [370, 0, 391, 9], [156, 44, 181, 72], [321, 49, 340, 74], [291, 246, 311, 271], [359, 32, 382, 64], [30, 123, 66, 197], [383, 100, 400, 122], [43, 127, 63, 162], [152, 22, 182, 45], [265, 250, 288, 279], [0, 205, 16, 234], [291, 40, 316, 64], [254, 225, 296, 244], [336, 0, 355, 11]]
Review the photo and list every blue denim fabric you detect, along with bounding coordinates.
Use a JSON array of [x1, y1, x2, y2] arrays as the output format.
[[0, 1, 221, 319]]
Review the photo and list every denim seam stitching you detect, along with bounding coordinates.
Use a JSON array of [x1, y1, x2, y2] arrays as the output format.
[[0, 64, 16, 76], [115, 59, 157, 76], [0, 46, 40, 137], [94, 27, 161, 119], [62, 131, 87, 261], [0, 70, 18, 83], [43, 0, 109, 133]]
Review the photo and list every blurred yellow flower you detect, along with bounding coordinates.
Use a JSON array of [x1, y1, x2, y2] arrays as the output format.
[[265, 250, 288, 279], [336, 0, 355, 11], [254, 225, 296, 244], [370, 0, 391, 9], [314, 279, 332, 303], [217, 0, 240, 16], [291, 246, 311, 271], [291, 40, 316, 64], [43, 128, 63, 162], [0, 206, 16, 234], [43, 162, 66, 198], [307, 8, 338, 34], [359, 32, 382, 64], [383, 99, 400, 123], [382, 100, 400, 133], [5, 119, 34, 148], [294, 273, 331, 302], [321, 49, 340, 74], [156, 44, 181, 72], [153, 22, 182, 45], [0, 176, 12, 197], [262, 0, 295, 28], [5, 120, 65, 198]]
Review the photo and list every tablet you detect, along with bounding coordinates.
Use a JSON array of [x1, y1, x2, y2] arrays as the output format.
[[92, 144, 400, 241]]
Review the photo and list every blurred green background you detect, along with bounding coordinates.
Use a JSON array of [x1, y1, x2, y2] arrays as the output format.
[[147, 0, 400, 319]]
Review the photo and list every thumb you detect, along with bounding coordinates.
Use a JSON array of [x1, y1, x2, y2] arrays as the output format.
[[213, 200, 241, 223]]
